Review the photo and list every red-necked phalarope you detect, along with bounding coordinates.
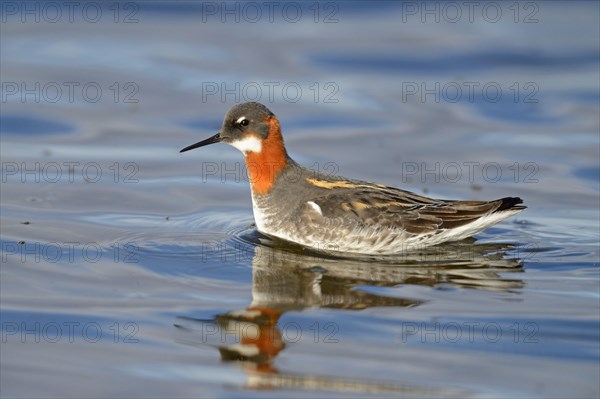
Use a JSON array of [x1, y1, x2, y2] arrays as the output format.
[[180, 102, 525, 255]]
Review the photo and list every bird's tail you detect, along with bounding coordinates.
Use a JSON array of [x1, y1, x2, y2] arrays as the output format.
[[496, 197, 526, 213]]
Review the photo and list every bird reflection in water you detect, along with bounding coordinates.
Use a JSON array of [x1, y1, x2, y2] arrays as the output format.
[[175, 235, 523, 394]]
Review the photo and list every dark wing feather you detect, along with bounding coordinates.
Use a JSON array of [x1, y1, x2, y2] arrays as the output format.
[[311, 183, 524, 235]]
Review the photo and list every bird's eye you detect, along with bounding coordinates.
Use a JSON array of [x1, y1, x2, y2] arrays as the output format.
[[240, 119, 249, 127]]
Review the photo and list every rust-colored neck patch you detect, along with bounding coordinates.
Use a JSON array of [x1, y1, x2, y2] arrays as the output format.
[[245, 116, 288, 195]]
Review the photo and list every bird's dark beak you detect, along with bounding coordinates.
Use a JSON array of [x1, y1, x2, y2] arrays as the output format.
[[179, 133, 221, 153]]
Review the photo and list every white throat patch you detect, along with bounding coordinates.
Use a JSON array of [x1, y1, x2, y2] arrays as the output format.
[[230, 135, 262, 153]]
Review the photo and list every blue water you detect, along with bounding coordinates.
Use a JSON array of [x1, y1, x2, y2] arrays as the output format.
[[1, 2, 599, 398]]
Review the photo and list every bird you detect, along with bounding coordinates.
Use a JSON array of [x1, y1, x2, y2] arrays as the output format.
[[180, 102, 525, 255]]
